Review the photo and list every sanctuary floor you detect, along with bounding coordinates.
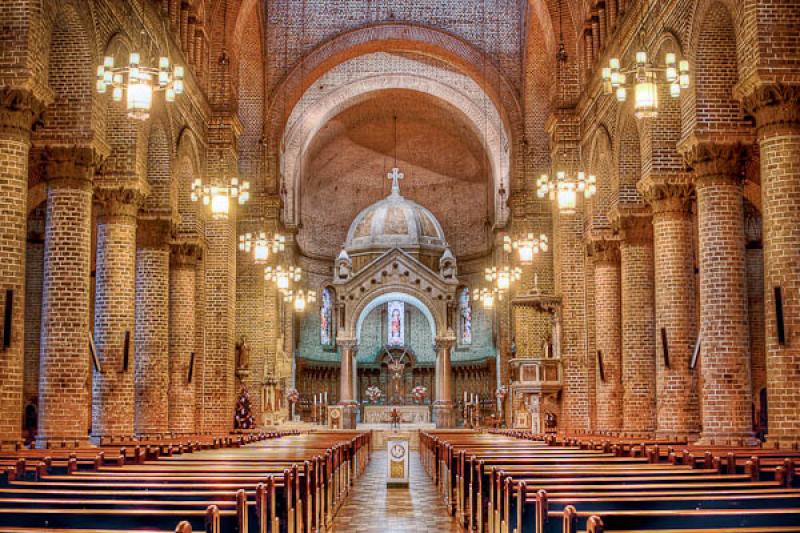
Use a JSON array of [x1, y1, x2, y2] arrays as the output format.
[[330, 450, 461, 532]]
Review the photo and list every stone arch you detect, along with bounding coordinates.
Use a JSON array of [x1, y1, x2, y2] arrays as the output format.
[[354, 291, 438, 343], [282, 71, 510, 229], [265, 23, 522, 151], [588, 125, 614, 228], [236, 0, 266, 191], [175, 127, 205, 237], [34, 0, 97, 146], [682, 0, 750, 142]]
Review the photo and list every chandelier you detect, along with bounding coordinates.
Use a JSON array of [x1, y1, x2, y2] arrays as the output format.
[[265, 265, 303, 291], [283, 288, 316, 313], [537, 170, 596, 213], [602, 51, 689, 119], [503, 233, 549, 264], [473, 287, 504, 309], [238, 232, 285, 264], [485, 265, 521, 291], [96, 53, 184, 121], [191, 177, 250, 220]]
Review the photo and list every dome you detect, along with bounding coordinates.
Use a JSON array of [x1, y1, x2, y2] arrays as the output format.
[[344, 168, 448, 253]]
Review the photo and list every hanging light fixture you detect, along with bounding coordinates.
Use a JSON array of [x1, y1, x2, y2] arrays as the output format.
[[602, 46, 690, 119], [484, 265, 522, 291], [238, 232, 285, 264], [95, 2, 184, 120], [536, 168, 596, 214], [503, 233, 549, 264], [283, 288, 316, 313], [473, 287, 504, 309], [265, 265, 303, 291], [191, 176, 250, 220]]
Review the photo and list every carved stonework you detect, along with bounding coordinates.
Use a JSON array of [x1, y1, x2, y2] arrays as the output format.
[[611, 210, 653, 246], [170, 241, 203, 267], [0, 87, 48, 135], [680, 140, 750, 185], [94, 187, 146, 220], [137, 218, 174, 249], [587, 238, 620, 264], [439, 248, 457, 280], [741, 83, 800, 130], [434, 335, 456, 353], [38, 145, 104, 186], [638, 176, 694, 217]]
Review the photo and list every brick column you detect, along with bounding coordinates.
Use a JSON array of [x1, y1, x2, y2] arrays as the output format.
[[169, 242, 200, 434], [91, 188, 142, 442], [0, 88, 44, 448], [684, 142, 755, 445], [36, 146, 99, 447], [134, 219, 172, 437], [616, 214, 657, 436], [337, 338, 357, 429], [639, 180, 700, 440], [433, 336, 456, 428], [743, 85, 800, 447], [590, 238, 622, 433]]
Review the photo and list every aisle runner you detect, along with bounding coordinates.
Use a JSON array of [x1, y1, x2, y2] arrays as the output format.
[[330, 450, 460, 532]]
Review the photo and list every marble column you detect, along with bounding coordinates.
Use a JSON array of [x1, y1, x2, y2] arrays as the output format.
[[169, 241, 200, 434], [91, 188, 142, 443], [0, 88, 44, 448], [684, 142, 755, 445], [134, 219, 172, 436], [433, 336, 456, 428], [590, 238, 623, 433], [743, 85, 800, 447], [639, 180, 700, 440], [36, 146, 100, 447], [617, 215, 657, 436], [338, 338, 358, 429]]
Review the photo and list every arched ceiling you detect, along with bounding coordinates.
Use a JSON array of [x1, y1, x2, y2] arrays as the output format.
[[297, 88, 491, 260]]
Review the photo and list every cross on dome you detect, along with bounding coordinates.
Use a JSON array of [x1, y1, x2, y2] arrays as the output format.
[[388, 167, 404, 195]]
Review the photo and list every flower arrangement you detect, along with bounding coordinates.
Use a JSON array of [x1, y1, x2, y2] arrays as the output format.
[[365, 386, 383, 403], [286, 388, 300, 404], [495, 386, 508, 401], [411, 385, 427, 403]]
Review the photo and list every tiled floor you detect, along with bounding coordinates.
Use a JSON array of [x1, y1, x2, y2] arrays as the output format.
[[330, 451, 462, 532]]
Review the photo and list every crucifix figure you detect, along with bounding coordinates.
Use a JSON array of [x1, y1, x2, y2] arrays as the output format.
[[388, 167, 404, 195]]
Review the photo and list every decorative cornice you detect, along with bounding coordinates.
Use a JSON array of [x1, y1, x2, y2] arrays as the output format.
[[0, 87, 47, 136], [37, 144, 105, 186]]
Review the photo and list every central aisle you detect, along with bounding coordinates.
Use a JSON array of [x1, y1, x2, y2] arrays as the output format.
[[330, 450, 461, 532]]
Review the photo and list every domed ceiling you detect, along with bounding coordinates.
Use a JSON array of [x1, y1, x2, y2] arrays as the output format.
[[297, 88, 490, 259]]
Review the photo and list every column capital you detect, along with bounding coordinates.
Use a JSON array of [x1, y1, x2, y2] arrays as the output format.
[[337, 337, 358, 350], [37, 144, 104, 187], [0, 87, 48, 136], [434, 336, 456, 352], [94, 186, 146, 219], [679, 136, 750, 186], [638, 175, 694, 217], [170, 239, 203, 267], [610, 207, 653, 245], [137, 217, 174, 249], [738, 81, 800, 132], [587, 236, 620, 264]]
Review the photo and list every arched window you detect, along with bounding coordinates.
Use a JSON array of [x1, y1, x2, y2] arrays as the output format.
[[320, 287, 334, 346], [459, 288, 472, 346]]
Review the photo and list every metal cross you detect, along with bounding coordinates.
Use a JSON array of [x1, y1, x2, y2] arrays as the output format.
[[387, 167, 404, 194]]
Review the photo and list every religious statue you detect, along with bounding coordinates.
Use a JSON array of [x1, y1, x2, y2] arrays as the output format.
[[235, 336, 250, 371], [335, 249, 352, 281], [439, 248, 457, 280], [511, 336, 517, 358]]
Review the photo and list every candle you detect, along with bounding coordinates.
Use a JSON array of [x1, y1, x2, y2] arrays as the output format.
[[464, 391, 468, 403]]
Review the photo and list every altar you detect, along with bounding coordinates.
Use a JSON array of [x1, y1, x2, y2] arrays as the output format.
[[362, 405, 431, 424]]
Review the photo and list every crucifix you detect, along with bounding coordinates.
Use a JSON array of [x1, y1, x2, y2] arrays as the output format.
[[388, 167, 404, 195]]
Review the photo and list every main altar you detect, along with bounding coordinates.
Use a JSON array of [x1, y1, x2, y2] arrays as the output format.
[[363, 405, 431, 424]]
